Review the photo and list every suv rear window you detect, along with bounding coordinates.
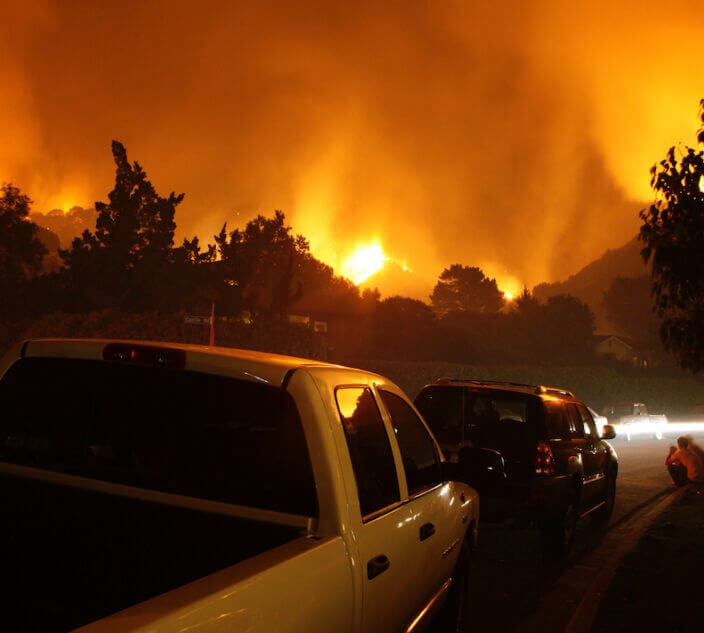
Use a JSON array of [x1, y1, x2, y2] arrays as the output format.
[[415, 386, 540, 458], [0, 357, 318, 517]]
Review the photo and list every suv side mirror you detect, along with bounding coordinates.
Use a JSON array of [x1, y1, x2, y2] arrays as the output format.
[[601, 424, 616, 440], [443, 446, 507, 493]]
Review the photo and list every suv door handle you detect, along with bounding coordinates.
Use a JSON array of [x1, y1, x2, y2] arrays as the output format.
[[420, 522, 436, 541], [367, 554, 390, 579]]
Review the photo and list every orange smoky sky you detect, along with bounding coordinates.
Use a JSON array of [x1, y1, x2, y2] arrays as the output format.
[[2, 0, 702, 299]]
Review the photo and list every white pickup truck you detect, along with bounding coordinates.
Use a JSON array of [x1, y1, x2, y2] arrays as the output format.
[[601, 402, 669, 441], [0, 338, 485, 633]]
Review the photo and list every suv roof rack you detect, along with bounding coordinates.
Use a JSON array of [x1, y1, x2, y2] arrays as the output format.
[[535, 385, 575, 398], [433, 377, 574, 398]]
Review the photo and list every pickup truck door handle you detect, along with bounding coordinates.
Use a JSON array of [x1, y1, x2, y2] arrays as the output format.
[[419, 522, 436, 541], [367, 554, 391, 580]]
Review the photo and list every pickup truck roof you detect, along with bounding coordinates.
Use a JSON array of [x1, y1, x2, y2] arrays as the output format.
[[6, 338, 350, 389]]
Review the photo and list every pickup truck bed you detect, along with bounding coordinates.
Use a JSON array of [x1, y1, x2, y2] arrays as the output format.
[[1, 471, 302, 632]]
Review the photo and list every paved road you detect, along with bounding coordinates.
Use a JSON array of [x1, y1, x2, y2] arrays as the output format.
[[439, 432, 704, 633]]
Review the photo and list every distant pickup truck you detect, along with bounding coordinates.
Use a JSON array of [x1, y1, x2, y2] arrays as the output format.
[[0, 338, 487, 633], [601, 402, 668, 441]]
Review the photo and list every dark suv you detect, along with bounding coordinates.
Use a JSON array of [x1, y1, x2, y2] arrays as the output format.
[[415, 379, 618, 558]]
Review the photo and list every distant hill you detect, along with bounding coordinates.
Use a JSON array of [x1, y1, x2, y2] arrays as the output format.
[[533, 236, 649, 332], [30, 207, 95, 250]]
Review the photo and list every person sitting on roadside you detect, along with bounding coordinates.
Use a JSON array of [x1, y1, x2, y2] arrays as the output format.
[[665, 435, 704, 487], [685, 434, 704, 465]]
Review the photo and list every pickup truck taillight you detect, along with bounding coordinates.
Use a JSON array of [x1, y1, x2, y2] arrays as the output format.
[[535, 441, 557, 476], [103, 343, 186, 369]]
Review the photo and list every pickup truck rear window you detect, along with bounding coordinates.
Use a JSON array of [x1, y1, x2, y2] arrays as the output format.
[[0, 357, 318, 517]]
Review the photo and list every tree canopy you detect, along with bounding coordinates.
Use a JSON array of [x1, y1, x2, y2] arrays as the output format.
[[500, 289, 595, 363], [61, 140, 184, 310], [430, 264, 504, 315], [603, 275, 660, 349], [0, 137, 654, 368], [364, 296, 438, 360], [639, 99, 704, 372], [0, 183, 47, 318], [214, 210, 308, 320]]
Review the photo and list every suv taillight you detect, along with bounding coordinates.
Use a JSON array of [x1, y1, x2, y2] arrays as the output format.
[[535, 440, 557, 476]]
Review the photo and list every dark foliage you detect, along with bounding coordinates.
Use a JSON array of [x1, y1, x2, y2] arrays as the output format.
[[430, 264, 504, 316], [0, 183, 47, 319], [0, 140, 638, 368], [639, 99, 704, 372], [59, 141, 184, 311], [363, 296, 439, 361], [214, 210, 309, 320], [603, 275, 662, 355]]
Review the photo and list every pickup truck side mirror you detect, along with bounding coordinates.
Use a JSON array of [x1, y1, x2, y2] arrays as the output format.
[[601, 424, 616, 440], [443, 446, 507, 493]]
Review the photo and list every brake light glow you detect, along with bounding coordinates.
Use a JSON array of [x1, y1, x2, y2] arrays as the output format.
[[535, 440, 557, 476], [102, 343, 186, 369]]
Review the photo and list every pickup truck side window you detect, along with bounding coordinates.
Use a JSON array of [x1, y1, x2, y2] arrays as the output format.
[[379, 390, 442, 496], [336, 386, 400, 518], [0, 357, 318, 517]]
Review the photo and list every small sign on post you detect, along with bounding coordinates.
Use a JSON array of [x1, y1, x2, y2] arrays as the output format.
[[185, 315, 210, 326], [184, 303, 216, 346]]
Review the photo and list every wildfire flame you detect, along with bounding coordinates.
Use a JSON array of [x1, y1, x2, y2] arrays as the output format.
[[341, 242, 388, 285], [44, 186, 88, 213]]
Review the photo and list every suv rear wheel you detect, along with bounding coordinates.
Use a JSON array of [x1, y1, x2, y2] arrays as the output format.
[[593, 473, 616, 523], [540, 498, 577, 561]]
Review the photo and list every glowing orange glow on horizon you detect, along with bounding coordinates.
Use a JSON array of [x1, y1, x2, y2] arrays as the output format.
[[480, 265, 521, 304], [43, 186, 89, 214]]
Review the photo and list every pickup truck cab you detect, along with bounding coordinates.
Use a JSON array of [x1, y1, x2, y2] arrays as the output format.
[[0, 339, 479, 633], [602, 402, 668, 441]]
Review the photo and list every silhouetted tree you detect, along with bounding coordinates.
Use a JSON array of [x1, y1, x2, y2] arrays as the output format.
[[291, 256, 363, 316], [363, 296, 438, 360], [603, 275, 661, 348], [61, 141, 184, 310], [541, 294, 596, 363], [502, 290, 596, 363], [639, 99, 704, 371], [435, 310, 507, 363], [0, 183, 47, 319], [430, 265, 504, 316], [215, 211, 307, 319], [170, 235, 218, 312], [501, 287, 541, 362]]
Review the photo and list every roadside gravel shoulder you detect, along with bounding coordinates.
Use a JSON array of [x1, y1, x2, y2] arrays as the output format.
[[515, 484, 693, 633], [589, 483, 704, 633]]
